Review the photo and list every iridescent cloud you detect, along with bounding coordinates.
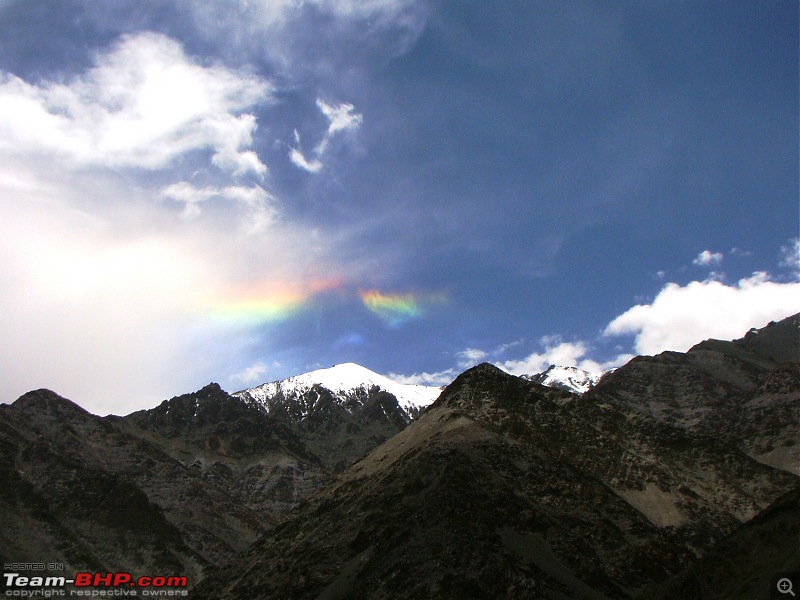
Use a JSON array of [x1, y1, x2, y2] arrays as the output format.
[[360, 289, 444, 327], [211, 278, 343, 326]]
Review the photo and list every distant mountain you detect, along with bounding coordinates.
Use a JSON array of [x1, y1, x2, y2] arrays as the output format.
[[193, 314, 799, 599], [233, 363, 442, 470], [526, 364, 606, 394], [234, 362, 441, 421]]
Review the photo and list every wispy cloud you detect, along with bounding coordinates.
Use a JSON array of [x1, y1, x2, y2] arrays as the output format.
[[779, 238, 799, 278], [288, 99, 362, 173], [159, 182, 219, 219], [317, 99, 363, 139], [388, 368, 457, 387], [229, 361, 269, 386], [288, 144, 323, 173], [160, 182, 278, 233], [455, 348, 488, 368]]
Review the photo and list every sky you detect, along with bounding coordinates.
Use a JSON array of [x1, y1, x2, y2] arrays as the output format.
[[0, 0, 797, 415]]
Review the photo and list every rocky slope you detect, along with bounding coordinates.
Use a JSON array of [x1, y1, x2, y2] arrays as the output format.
[[583, 313, 799, 475], [0, 390, 213, 580], [648, 488, 800, 600]]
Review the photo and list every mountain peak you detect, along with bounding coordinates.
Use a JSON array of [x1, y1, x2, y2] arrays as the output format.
[[434, 362, 567, 413], [11, 388, 90, 417], [527, 364, 605, 394], [234, 362, 442, 420]]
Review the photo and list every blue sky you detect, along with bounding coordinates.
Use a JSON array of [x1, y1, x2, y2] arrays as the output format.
[[0, 0, 797, 414]]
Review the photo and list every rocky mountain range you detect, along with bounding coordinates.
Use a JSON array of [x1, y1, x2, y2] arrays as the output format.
[[1, 314, 797, 599]]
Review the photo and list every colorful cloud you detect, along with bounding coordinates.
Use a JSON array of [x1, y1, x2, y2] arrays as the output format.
[[211, 278, 343, 326], [360, 289, 445, 327]]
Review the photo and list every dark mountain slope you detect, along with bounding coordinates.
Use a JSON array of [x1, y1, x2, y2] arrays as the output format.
[[238, 383, 415, 472], [650, 488, 800, 600], [0, 390, 207, 578]]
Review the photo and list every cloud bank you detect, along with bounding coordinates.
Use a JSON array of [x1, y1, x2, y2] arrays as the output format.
[[438, 268, 799, 383], [604, 273, 799, 355]]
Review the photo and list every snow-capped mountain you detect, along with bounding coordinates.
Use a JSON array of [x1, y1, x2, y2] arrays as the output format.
[[234, 362, 442, 421], [526, 365, 606, 394]]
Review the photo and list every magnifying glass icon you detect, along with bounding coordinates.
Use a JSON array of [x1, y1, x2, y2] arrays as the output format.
[[778, 578, 796, 596]]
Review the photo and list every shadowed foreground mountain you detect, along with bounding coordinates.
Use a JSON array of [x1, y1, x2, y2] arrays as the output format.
[[193, 315, 799, 599]]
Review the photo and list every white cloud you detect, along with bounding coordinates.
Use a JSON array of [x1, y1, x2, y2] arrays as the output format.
[[160, 182, 219, 219], [604, 273, 800, 355], [289, 146, 323, 173], [160, 182, 278, 233], [499, 339, 606, 376], [221, 185, 279, 234], [288, 99, 362, 173], [388, 369, 457, 387], [230, 362, 269, 386], [317, 99, 363, 137], [692, 250, 724, 267], [0, 32, 270, 175], [0, 34, 347, 414], [455, 347, 488, 367]]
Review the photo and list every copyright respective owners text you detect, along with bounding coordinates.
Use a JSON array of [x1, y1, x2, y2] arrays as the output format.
[[3, 564, 189, 597]]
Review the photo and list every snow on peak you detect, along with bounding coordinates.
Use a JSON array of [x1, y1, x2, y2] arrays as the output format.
[[528, 365, 605, 395], [234, 362, 443, 416]]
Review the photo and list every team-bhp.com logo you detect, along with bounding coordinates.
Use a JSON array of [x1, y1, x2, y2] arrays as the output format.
[[4, 571, 188, 597]]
